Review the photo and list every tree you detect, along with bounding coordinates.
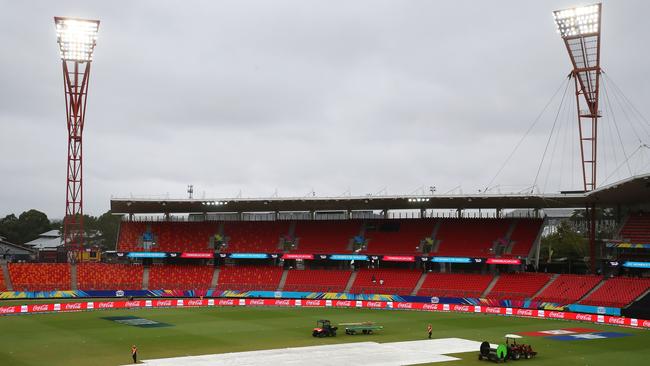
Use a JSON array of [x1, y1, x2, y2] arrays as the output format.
[[540, 220, 589, 262]]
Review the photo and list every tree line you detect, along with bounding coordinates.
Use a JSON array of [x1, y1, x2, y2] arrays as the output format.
[[0, 210, 121, 250]]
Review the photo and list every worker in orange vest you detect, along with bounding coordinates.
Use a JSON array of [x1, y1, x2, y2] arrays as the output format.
[[427, 324, 432, 339]]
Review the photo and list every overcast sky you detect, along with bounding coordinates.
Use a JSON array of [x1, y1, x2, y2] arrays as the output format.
[[1, 0, 649, 219]]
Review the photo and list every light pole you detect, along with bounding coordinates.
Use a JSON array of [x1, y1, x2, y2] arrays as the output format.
[[54, 17, 100, 261]]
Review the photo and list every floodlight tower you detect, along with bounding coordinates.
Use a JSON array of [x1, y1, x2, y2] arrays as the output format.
[[553, 4, 601, 273], [553, 4, 602, 192], [54, 17, 100, 260]]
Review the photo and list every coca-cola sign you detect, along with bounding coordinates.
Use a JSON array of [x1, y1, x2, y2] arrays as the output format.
[[186, 300, 204, 306], [453, 305, 470, 312], [31, 304, 50, 312], [218, 299, 235, 306], [64, 303, 82, 310], [304, 300, 323, 307], [365, 301, 383, 308], [125, 301, 141, 307], [0, 307, 16, 314], [575, 313, 593, 321], [548, 311, 565, 319], [642, 320, 650, 328], [155, 300, 173, 307], [422, 303, 438, 311], [249, 299, 265, 306], [485, 307, 501, 314], [97, 302, 115, 309], [334, 301, 352, 307], [515, 309, 534, 316], [274, 299, 291, 306], [397, 302, 413, 309], [607, 317, 625, 325]]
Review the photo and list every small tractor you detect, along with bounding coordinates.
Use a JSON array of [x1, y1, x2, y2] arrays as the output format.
[[478, 334, 537, 362], [312, 319, 338, 337]]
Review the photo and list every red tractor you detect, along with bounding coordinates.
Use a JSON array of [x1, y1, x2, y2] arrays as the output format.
[[312, 319, 338, 337]]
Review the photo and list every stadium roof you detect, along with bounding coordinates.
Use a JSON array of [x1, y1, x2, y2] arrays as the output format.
[[110, 174, 650, 215]]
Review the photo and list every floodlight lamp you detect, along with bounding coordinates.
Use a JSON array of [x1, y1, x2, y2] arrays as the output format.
[[553, 3, 600, 38], [54, 17, 100, 62]]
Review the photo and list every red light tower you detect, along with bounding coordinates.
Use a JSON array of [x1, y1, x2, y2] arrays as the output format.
[[54, 17, 100, 261], [553, 3, 602, 272]]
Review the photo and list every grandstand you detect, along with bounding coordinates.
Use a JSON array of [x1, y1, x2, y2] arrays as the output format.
[[417, 273, 493, 298], [620, 212, 650, 244]]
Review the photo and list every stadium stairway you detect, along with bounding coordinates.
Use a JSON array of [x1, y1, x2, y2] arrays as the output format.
[[577, 278, 606, 302], [429, 221, 442, 253], [277, 269, 289, 291], [501, 221, 517, 254], [142, 266, 150, 290], [70, 263, 78, 290], [210, 267, 220, 291], [345, 271, 358, 293], [1, 262, 13, 291], [411, 272, 428, 296], [531, 273, 559, 299], [481, 274, 500, 298]]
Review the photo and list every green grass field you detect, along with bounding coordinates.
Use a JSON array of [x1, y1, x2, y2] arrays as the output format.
[[0, 306, 648, 365]]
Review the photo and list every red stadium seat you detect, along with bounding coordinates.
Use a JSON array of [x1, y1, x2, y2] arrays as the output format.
[[223, 221, 290, 253], [620, 212, 650, 244], [509, 219, 543, 257], [417, 273, 493, 298], [580, 277, 650, 308], [534, 274, 601, 304], [283, 269, 351, 292], [9, 263, 71, 291], [216, 266, 284, 291], [350, 268, 422, 295], [292, 220, 362, 253], [77, 263, 143, 290], [363, 220, 436, 255], [148, 264, 214, 290], [435, 219, 511, 257], [487, 273, 552, 300]]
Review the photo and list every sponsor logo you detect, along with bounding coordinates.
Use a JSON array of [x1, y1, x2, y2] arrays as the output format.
[[249, 299, 265, 306], [537, 310, 545, 317], [506, 308, 513, 315], [295, 299, 302, 307], [187, 300, 203, 306], [156, 300, 173, 307], [597, 307, 606, 314], [516, 309, 534, 316], [54, 304, 61, 311], [64, 303, 82, 310], [238, 299, 246, 306], [630, 319, 638, 327], [485, 307, 501, 314], [549, 332, 632, 341], [98, 302, 115, 309], [274, 299, 291, 306], [548, 311, 565, 319], [453, 305, 470, 312], [218, 299, 235, 306], [575, 314, 593, 321], [20, 305, 28, 313], [422, 303, 438, 311], [397, 302, 413, 309], [305, 300, 322, 306], [356, 301, 363, 308], [486, 258, 521, 265], [474, 306, 482, 313], [442, 304, 450, 311], [642, 320, 650, 328], [176, 300, 184, 306], [366, 301, 383, 308], [430, 297, 439, 304], [86, 302, 94, 310], [597, 315, 605, 323], [125, 301, 141, 307], [0, 307, 16, 314], [607, 317, 625, 325], [335, 301, 352, 307], [325, 300, 332, 307], [115, 290, 125, 297], [207, 299, 215, 306], [145, 300, 152, 307], [32, 304, 50, 312]]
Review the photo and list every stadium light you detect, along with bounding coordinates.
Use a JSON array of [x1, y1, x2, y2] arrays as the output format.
[[54, 16, 100, 261], [54, 17, 99, 62], [553, 4, 600, 38]]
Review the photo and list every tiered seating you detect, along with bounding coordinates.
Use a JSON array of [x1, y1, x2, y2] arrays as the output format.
[[487, 273, 552, 300], [117, 221, 147, 251], [435, 219, 511, 257], [293, 220, 361, 253], [620, 212, 650, 244], [77, 263, 143, 290], [580, 277, 650, 308], [148, 265, 214, 290], [509, 219, 543, 257], [117, 221, 218, 252], [350, 268, 422, 295], [417, 273, 493, 298], [0, 268, 6, 291], [224, 221, 290, 253], [534, 274, 601, 304], [283, 269, 351, 292], [364, 220, 435, 255], [9, 263, 71, 291], [216, 266, 283, 291]]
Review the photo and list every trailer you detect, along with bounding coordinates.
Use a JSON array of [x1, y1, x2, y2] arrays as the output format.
[[340, 322, 384, 335]]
